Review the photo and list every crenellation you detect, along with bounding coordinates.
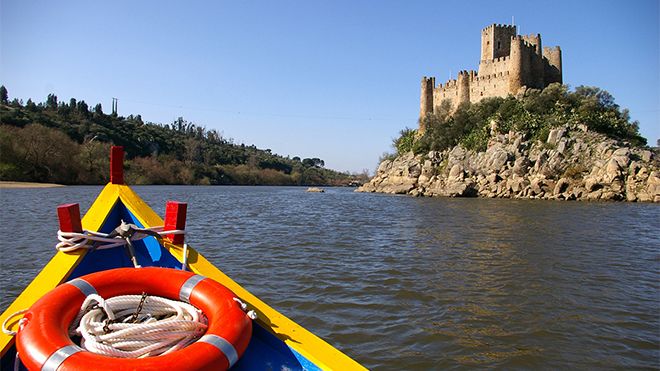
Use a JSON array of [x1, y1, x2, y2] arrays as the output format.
[[418, 23, 562, 133]]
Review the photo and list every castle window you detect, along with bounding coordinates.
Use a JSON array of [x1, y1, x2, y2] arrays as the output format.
[[497, 41, 501, 50]]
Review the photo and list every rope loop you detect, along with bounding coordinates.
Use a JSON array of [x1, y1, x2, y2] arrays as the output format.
[[71, 293, 207, 358], [2, 309, 28, 336], [56, 220, 186, 252]]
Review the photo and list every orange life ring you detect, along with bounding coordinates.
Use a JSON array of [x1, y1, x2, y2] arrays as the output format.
[[16, 267, 252, 371]]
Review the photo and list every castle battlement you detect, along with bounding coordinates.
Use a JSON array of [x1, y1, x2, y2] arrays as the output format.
[[419, 23, 562, 133], [482, 24, 516, 32], [473, 71, 510, 82], [479, 56, 511, 65]]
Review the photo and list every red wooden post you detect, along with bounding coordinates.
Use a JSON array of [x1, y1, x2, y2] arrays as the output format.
[[164, 201, 187, 244], [57, 203, 83, 233], [110, 146, 124, 184]]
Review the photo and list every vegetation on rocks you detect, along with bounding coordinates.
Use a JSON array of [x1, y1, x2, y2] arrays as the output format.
[[0, 86, 365, 186]]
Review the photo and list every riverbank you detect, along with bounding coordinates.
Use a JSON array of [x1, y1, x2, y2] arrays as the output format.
[[0, 181, 65, 189]]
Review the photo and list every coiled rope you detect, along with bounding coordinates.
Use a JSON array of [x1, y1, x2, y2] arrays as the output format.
[[70, 293, 207, 358], [56, 221, 186, 268], [56, 222, 185, 252]]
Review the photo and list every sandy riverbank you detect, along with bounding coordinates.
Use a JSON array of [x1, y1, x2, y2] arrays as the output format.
[[0, 181, 65, 189]]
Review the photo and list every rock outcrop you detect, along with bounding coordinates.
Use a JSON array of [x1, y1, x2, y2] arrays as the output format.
[[358, 126, 660, 202]]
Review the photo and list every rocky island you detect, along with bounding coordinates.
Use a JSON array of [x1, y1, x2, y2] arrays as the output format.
[[358, 23, 658, 202]]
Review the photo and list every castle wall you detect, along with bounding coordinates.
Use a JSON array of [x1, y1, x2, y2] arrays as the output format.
[[478, 56, 510, 77], [470, 72, 511, 103], [420, 23, 562, 124], [432, 70, 512, 110], [433, 79, 459, 112]]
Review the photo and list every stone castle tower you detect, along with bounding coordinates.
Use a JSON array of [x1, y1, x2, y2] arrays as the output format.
[[419, 24, 562, 133]]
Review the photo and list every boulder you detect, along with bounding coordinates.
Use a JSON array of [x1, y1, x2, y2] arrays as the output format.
[[612, 148, 631, 168], [377, 159, 393, 175], [486, 148, 509, 171], [547, 127, 566, 146], [408, 163, 422, 178], [486, 173, 501, 184], [584, 177, 602, 192], [448, 164, 464, 179], [647, 171, 660, 198], [640, 150, 653, 163], [556, 138, 568, 154], [628, 161, 642, 177], [604, 157, 622, 181], [444, 179, 476, 197], [553, 178, 570, 195], [506, 176, 527, 194], [512, 157, 531, 176], [530, 176, 546, 196], [381, 181, 416, 195]]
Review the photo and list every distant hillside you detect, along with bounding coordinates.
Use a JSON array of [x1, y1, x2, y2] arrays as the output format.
[[0, 86, 366, 186]]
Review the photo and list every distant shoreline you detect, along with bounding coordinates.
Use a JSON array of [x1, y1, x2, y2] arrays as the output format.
[[0, 181, 65, 189]]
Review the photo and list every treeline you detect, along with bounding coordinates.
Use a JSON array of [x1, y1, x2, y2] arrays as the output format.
[[392, 84, 647, 157], [0, 86, 365, 185]]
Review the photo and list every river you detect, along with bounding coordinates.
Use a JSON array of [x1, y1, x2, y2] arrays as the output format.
[[1, 186, 658, 369]]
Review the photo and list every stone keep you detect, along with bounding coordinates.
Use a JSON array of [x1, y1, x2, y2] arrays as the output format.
[[419, 24, 562, 133]]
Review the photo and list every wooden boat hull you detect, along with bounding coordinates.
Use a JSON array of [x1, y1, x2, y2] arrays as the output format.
[[1, 179, 364, 370]]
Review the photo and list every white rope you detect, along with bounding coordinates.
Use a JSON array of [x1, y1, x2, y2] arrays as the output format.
[[2, 309, 27, 336], [56, 224, 185, 252], [71, 293, 207, 358], [2, 309, 27, 371]]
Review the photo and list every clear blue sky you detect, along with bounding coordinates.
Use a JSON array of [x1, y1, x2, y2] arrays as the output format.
[[2, 0, 658, 174]]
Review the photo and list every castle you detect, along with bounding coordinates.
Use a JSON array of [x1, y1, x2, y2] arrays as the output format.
[[419, 23, 562, 132]]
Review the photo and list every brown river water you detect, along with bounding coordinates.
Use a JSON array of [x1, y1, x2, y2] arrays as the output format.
[[1, 186, 658, 369]]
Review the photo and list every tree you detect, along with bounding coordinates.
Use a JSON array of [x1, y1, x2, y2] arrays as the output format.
[[302, 158, 324, 168], [26, 99, 37, 111], [76, 139, 110, 184], [77, 100, 89, 114], [94, 103, 103, 114], [46, 94, 58, 109], [0, 85, 8, 104], [575, 86, 617, 109], [302, 158, 314, 167]]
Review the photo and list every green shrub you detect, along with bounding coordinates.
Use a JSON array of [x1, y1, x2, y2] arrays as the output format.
[[411, 83, 647, 154], [460, 126, 489, 152], [393, 128, 417, 154]]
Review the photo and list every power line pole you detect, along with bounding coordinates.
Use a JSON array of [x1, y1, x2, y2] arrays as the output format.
[[112, 97, 118, 115]]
